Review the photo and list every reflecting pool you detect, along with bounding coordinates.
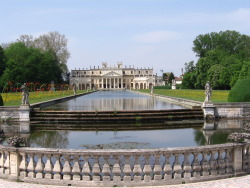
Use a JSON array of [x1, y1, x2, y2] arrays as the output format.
[[0, 119, 247, 149], [43, 90, 185, 111]]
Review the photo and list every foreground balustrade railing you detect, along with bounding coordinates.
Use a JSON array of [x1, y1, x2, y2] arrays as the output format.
[[0, 142, 250, 187]]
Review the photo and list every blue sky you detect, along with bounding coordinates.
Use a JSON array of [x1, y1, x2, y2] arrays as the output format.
[[1, 0, 250, 76]]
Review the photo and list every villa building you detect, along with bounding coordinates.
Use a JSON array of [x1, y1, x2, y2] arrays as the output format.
[[70, 62, 155, 90]]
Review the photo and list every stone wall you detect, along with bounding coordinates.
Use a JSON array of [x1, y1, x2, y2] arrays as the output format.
[[0, 142, 249, 186], [0, 107, 21, 122], [203, 103, 250, 119]]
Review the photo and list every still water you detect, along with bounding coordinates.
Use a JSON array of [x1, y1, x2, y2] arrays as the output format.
[[1, 91, 246, 149], [1, 119, 244, 149], [43, 90, 185, 111]]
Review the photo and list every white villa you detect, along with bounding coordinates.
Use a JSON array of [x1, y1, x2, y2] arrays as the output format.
[[70, 62, 155, 90]]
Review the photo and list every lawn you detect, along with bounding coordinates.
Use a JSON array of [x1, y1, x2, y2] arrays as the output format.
[[1, 90, 88, 106], [138, 89, 229, 102]]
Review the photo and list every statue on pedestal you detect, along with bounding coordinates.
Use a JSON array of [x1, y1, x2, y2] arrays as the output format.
[[21, 83, 29, 105], [204, 81, 212, 103]]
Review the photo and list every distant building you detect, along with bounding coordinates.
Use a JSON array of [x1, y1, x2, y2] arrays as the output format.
[[70, 62, 155, 90], [174, 76, 183, 85]]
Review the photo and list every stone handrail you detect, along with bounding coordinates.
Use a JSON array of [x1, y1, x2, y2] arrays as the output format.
[[0, 142, 249, 187]]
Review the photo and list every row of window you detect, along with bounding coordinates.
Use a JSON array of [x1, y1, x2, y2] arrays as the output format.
[[72, 70, 152, 76]]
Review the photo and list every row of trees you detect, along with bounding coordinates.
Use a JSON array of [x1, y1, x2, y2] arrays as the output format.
[[0, 31, 70, 89], [182, 30, 250, 90]]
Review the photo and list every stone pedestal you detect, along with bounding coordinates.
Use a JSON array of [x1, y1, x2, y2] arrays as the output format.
[[19, 105, 30, 121], [202, 102, 215, 119], [172, 85, 176, 90]]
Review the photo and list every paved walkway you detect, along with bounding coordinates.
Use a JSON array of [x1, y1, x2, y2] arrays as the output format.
[[0, 175, 250, 188]]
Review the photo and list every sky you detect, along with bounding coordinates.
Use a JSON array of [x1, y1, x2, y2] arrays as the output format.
[[1, 0, 250, 76]]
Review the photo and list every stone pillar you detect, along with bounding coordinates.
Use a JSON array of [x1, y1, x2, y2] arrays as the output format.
[[233, 146, 244, 176], [102, 78, 103, 89], [202, 103, 215, 119], [9, 150, 20, 179], [19, 105, 30, 121]]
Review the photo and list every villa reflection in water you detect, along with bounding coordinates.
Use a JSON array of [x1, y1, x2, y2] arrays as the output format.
[[0, 119, 248, 149], [42, 90, 185, 111]]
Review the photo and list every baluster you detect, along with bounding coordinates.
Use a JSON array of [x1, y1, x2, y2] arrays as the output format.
[[82, 155, 91, 181], [192, 152, 201, 177], [210, 150, 219, 176], [35, 154, 43, 178], [143, 154, 152, 181], [27, 154, 35, 178], [62, 155, 71, 180], [225, 149, 233, 174], [123, 155, 132, 181], [218, 150, 226, 174], [173, 154, 183, 179], [3, 151, 10, 175], [154, 154, 163, 180], [52, 154, 61, 180], [183, 153, 192, 179], [44, 154, 52, 179], [201, 152, 209, 176], [19, 152, 27, 178], [72, 155, 81, 180], [112, 155, 122, 182], [133, 154, 142, 181], [163, 154, 172, 180]]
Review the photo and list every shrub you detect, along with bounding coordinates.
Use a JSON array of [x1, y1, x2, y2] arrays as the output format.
[[0, 94, 3, 106], [228, 78, 250, 102], [154, 85, 171, 89]]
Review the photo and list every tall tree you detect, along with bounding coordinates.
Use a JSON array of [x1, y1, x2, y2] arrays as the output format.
[[33, 31, 70, 73], [0, 45, 6, 77], [193, 30, 250, 59]]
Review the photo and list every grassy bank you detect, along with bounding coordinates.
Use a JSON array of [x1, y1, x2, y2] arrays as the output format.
[[1, 90, 88, 106], [138, 89, 229, 102]]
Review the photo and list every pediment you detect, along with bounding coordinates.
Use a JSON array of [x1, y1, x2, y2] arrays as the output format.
[[103, 71, 122, 77]]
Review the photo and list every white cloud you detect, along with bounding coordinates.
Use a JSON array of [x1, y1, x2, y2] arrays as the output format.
[[133, 31, 182, 44]]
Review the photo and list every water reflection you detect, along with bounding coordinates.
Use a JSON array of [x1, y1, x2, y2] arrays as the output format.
[[43, 90, 185, 111], [1, 119, 249, 149]]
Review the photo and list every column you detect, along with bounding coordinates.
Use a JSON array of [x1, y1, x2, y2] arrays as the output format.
[[102, 78, 103, 89]]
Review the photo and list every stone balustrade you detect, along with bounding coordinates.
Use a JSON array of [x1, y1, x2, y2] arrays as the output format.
[[0, 142, 249, 187]]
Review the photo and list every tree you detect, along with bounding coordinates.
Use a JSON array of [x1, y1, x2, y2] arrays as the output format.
[[2, 42, 63, 84], [184, 61, 195, 73], [33, 31, 70, 73], [0, 45, 6, 77], [193, 30, 250, 58], [185, 30, 250, 90]]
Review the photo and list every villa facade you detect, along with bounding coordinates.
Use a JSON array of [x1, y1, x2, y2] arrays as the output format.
[[70, 62, 155, 90]]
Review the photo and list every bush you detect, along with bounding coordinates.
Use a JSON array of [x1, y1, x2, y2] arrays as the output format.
[[0, 94, 3, 106], [154, 85, 171, 89], [228, 78, 250, 102]]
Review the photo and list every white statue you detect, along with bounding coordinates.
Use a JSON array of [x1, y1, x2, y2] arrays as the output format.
[[205, 81, 212, 102], [21, 83, 29, 105]]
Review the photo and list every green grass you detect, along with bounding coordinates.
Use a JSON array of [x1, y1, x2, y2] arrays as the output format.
[[139, 89, 229, 102], [1, 90, 89, 106]]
